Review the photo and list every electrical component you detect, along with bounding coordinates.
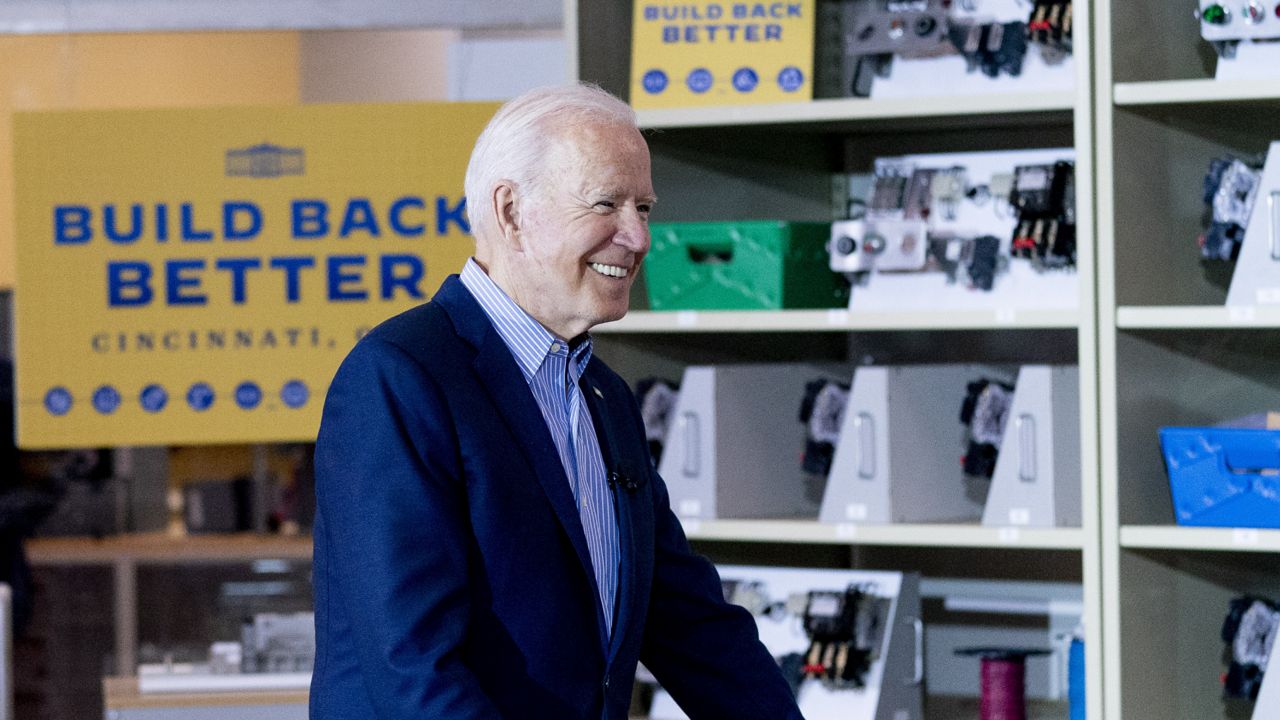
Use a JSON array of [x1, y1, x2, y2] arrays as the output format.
[[833, 156, 1074, 293], [817, 0, 1073, 97], [721, 580, 776, 617], [837, 0, 956, 97], [634, 378, 680, 465], [1009, 161, 1076, 270], [869, 168, 913, 215], [1221, 596, 1280, 699], [960, 378, 1015, 505], [949, 0, 1072, 76], [959, 378, 1014, 480], [926, 234, 1004, 290], [828, 218, 930, 274], [1028, 0, 1073, 63], [1197, 0, 1280, 57], [930, 166, 968, 221], [830, 220, 879, 274], [850, 0, 954, 55], [965, 235, 1003, 290], [1200, 3, 1230, 24], [903, 167, 937, 220], [1199, 156, 1262, 261], [800, 585, 887, 689], [798, 379, 851, 483], [1245, 0, 1267, 24], [925, 235, 967, 282], [1211, 156, 1260, 226], [240, 612, 315, 673], [948, 20, 1029, 78]]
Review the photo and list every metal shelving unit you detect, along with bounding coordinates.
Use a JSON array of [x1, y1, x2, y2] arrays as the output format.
[[27, 533, 312, 676], [678, 519, 1086, 550], [570, 0, 1101, 717], [1097, 2, 1280, 719], [1119, 526, 1280, 554], [1116, 305, 1280, 328], [634, 91, 1075, 129], [596, 308, 1082, 333], [1113, 78, 1280, 106]]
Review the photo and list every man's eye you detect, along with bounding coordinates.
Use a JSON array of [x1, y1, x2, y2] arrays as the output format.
[[637, 204, 652, 215], [595, 201, 616, 209]]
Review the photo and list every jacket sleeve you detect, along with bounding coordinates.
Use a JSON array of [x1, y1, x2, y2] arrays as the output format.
[[638, 467, 805, 719], [313, 337, 501, 719]]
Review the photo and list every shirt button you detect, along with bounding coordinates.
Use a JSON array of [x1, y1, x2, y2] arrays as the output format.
[[550, 343, 562, 353]]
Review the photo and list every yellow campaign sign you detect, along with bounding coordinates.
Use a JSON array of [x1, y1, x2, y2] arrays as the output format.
[[630, 1, 815, 109], [13, 102, 498, 448]]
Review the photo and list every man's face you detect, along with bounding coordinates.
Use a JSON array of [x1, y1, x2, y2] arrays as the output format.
[[503, 121, 655, 339]]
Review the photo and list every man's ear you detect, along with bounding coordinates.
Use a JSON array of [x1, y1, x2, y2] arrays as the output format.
[[493, 181, 522, 251]]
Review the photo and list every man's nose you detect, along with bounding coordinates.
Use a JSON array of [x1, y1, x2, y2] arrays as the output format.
[[614, 208, 650, 252]]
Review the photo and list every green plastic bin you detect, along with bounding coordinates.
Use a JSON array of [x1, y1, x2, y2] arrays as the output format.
[[644, 221, 849, 311]]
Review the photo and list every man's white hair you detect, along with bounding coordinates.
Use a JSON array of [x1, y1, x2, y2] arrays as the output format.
[[464, 83, 638, 240]]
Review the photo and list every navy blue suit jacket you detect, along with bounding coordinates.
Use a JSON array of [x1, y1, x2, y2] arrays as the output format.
[[311, 275, 802, 719]]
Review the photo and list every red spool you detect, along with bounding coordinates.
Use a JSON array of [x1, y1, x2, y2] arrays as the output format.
[[979, 656, 1027, 720], [956, 647, 1049, 720]]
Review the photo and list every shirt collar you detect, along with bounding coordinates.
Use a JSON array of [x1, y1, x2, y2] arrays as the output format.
[[459, 258, 593, 383]]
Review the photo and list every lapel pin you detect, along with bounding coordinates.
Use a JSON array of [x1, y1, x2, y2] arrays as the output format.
[[593, 386, 603, 399]]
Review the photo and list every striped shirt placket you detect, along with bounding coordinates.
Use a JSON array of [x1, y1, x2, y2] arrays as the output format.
[[565, 343, 618, 634], [460, 259, 620, 636]]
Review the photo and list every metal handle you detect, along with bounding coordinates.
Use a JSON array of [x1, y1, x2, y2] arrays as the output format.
[[854, 412, 876, 479], [1017, 413, 1037, 483], [909, 617, 924, 685], [1269, 191, 1280, 261], [686, 244, 734, 264], [681, 412, 700, 478]]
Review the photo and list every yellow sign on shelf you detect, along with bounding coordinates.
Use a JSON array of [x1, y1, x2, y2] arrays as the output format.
[[629, 1, 815, 109], [13, 102, 498, 448]]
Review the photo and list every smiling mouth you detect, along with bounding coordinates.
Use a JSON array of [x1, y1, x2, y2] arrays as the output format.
[[588, 262, 630, 278]]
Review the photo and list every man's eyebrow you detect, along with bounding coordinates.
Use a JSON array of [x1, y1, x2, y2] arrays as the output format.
[[586, 187, 658, 205]]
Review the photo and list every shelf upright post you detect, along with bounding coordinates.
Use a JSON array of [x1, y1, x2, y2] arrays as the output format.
[[113, 556, 138, 677]]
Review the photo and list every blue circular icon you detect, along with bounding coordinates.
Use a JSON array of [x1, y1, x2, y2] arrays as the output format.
[[235, 381, 262, 410], [732, 67, 759, 93], [92, 385, 121, 415], [686, 68, 713, 94], [280, 380, 309, 409], [44, 387, 72, 416], [187, 383, 215, 412], [777, 66, 805, 93], [140, 384, 168, 413], [642, 69, 669, 95]]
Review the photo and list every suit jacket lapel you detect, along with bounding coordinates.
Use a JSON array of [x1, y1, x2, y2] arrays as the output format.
[[434, 277, 601, 610], [580, 366, 637, 662]]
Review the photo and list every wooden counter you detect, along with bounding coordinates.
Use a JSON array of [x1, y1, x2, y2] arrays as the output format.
[[104, 676, 307, 719]]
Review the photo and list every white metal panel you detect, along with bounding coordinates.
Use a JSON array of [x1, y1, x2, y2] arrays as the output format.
[[0, 0, 561, 33], [982, 365, 1081, 528], [448, 33, 568, 101]]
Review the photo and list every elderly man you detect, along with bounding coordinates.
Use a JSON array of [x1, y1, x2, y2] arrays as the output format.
[[310, 84, 803, 720]]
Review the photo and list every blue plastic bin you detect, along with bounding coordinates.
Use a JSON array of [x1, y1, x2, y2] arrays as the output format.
[[1159, 427, 1280, 528], [1068, 637, 1085, 720]]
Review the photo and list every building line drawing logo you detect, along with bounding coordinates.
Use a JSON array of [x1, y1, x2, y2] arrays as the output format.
[[225, 143, 305, 179]]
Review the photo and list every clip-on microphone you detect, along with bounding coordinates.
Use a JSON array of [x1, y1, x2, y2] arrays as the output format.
[[608, 471, 639, 493]]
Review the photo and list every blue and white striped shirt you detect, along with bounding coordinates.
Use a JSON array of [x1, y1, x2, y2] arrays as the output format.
[[459, 258, 620, 635]]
